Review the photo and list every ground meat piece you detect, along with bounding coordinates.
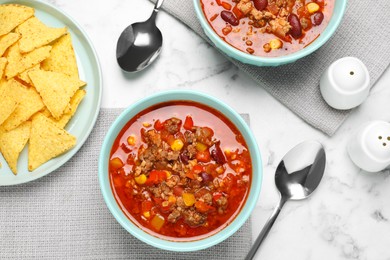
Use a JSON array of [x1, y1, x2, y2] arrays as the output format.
[[195, 127, 215, 146], [269, 18, 291, 40], [183, 209, 206, 227], [176, 196, 186, 208], [150, 186, 162, 198], [275, 0, 287, 7], [213, 177, 222, 188], [216, 196, 228, 207], [237, 0, 253, 15], [216, 195, 228, 214], [186, 145, 197, 159], [172, 161, 183, 172], [164, 118, 182, 134], [184, 131, 195, 144], [249, 8, 263, 21], [167, 150, 180, 161], [189, 179, 201, 189], [279, 7, 290, 17], [300, 17, 310, 30], [166, 175, 180, 188], [161, 182, 172, 195], [144, 129, 161, 146], [167, 209, 181, 223], [202, 193, 213, 205]]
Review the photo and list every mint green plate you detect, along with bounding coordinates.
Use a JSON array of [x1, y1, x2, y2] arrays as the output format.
[[0, 0, 102, 186]]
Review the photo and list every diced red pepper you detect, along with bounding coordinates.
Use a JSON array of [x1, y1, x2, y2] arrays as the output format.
[[193, 164, 204, 174], [173, 186, 184, 196], [195, 201, 212, 213], [213, 192, 222, 202], [221, 1, 232, 10], [145, 170, 167, 185], [166, 135, 175, 146], [232, 5, 243, 19], [142, 200, 153, 212], [186, 171, 196, 180], [183, 116, 194, 130], [154, 119, 164, 131], [196, 150, 211, 163]]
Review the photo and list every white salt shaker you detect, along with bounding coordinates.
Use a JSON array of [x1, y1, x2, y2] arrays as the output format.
[[320, 57, 370, 110], [348, 121, 390, 172]]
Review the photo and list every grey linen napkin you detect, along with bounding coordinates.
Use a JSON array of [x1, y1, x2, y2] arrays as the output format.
[[0, 108, 252, 259], [150, 0, 390, 135]]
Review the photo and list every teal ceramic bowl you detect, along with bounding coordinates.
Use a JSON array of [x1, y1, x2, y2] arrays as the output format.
[[98, 90, 262, 251], [193, 0, 347, 66]]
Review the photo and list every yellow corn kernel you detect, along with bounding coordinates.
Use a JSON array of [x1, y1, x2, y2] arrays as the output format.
[[182, 193, 196, 207], [195, 142, 208, 152], [162, 201, 169, 207], [142, 122, 151, 127], [165, 170, 172, 178], [110, 157, 124, 170], [168, 195, 176, 204], [151, 214, 165, 231], [269, 39, 283, 49], [127, 135, 136, 146], [171, 139, 184, 151], [306, 2, 320, 14], [143, 211, 151, 218], [216, 166, 225, 174], [134, 174, 147, 185]]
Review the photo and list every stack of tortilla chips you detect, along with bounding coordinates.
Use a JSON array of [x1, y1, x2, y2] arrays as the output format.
[[0, 4, 87, 175]]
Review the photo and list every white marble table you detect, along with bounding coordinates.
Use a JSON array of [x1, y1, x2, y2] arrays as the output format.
[[55, 0, 390, 259]]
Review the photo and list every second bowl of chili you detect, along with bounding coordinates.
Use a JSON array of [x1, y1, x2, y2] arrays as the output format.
[[194, 0, 347, 66], [98, 90, 262, 251]]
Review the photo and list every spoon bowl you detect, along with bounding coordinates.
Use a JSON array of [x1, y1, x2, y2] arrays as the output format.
[[246, 141, 326, 260], [116, 0, 164, 72], [275, 141, 326, 201]]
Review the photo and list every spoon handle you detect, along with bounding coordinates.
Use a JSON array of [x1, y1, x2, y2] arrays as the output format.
[[245, 197, 286, 260], [154, 0, 165, 10]]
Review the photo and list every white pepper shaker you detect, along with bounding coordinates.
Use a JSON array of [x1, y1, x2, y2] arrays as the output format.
[[348, 121, 390, 172], [320, 57, 370, 110]]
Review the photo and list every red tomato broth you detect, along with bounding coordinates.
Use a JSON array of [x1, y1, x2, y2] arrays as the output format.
[[109, 101, 252, 241], [201, 0, 335, 57]]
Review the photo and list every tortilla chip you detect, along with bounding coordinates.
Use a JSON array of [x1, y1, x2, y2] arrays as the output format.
[[0, 32, 20, 57], [0, 79, 18, 126], [1, 79, 44, 131], [17, 64, 40, 85], [16, 16, 67, 53], [50, 89, 86, 128], [28, 70, 86, 119], [0, 4, 34, 36], [28, 113, 76, 171], [41, 33, 79, 78], [5, 44, 51, 79], [0, 121, 31, 174], [0, 57, 6, 79]]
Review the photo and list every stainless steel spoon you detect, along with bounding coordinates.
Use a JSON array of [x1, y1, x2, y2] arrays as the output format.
[[116, 0, 164, 72], [245, 141, 326, 260]]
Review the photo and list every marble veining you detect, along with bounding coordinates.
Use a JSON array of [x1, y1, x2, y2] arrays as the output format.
[[42, 0, 390, 259]]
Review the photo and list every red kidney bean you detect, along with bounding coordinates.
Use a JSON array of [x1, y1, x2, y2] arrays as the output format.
[[313, 12, 324, 25], [288, 14, 302, 38], [211, 143, 226, 164], [200, 172, 212, 183], [221, 11, 239, 26], [253, 0, 268, 11], [180, 151, 189, 164]]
